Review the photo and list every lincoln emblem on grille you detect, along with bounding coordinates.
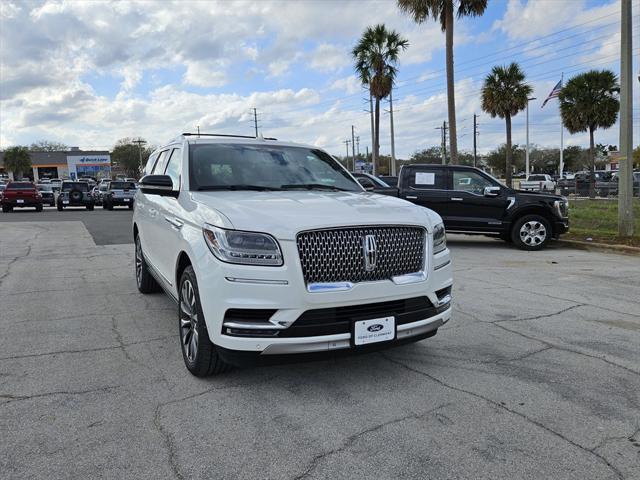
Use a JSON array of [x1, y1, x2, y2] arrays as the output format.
[[363, 234, 377, 271]]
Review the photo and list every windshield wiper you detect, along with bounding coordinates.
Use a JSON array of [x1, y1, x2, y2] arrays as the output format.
[[197, 185, 281, 191], [280, 183, 349, 191]]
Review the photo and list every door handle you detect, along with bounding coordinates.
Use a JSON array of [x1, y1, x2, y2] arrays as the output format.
[[165, 216, 184, 229], [451, 197, 463, 201]]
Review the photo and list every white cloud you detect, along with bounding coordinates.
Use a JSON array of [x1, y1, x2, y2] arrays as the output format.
[[330, 75, 362, 94], [183, 62, 228, 88], [309, 43, 349, 72]]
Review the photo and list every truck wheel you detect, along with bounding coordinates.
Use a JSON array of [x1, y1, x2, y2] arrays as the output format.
[[87, 204, 94, 211], [179, 266, 231, 377], [57, 203, 63, 211], [128, 204, 133, 210], [107, 203, 113, 211], [2, 205, 9, 213], [511, 215, 551, 251], [35, 205, 43, 212], [135, 235, 161, 294]]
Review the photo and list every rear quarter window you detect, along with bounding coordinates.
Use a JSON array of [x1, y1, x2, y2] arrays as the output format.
[[406, 168, 448, 190]]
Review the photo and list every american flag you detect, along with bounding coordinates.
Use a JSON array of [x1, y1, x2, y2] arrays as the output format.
[[541, 79, 563, 108]]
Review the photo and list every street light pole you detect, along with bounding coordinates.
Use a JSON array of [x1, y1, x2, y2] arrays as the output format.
[[525, 97, 536, 178]]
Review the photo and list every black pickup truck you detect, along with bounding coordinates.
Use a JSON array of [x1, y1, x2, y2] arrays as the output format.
[[389, 164, 569, 250]]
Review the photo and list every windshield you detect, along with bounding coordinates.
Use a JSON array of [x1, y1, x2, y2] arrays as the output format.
[[37, 184, 53, 191], [110, 182, 136, 190], [189, 144, 361, 192], [62, 182, 89, 192], [528, 175, 546, 181]]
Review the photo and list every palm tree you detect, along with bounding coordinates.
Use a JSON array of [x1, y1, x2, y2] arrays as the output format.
[[398, 0, 487, 165], [559, 70, 619, 198], [352, 24, 408, 173], [481, 63, 533, 188], [3, 146, 31, 180]]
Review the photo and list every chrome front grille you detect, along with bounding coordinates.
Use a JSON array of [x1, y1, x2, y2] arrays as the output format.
[[296, 226, 425, 285]]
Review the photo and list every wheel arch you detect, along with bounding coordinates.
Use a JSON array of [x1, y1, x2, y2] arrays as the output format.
[[510, 206, 556, 235], [175, 251, 193, 289]]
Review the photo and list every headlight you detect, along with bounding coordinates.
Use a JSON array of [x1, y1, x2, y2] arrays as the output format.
[[203, 224, 283, 266], [433, 223, 446, 254], [554, 199, 568, 218]]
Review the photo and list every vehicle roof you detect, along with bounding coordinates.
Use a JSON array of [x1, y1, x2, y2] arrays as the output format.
[[402, 164, 479, 170], [155, 133, 318, 153]]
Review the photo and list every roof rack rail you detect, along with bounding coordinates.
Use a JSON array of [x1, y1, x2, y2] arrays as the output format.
[[181, 133, 277, 140]]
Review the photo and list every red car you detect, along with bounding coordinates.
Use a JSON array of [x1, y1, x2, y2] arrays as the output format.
[[1, 181, 43, 212]]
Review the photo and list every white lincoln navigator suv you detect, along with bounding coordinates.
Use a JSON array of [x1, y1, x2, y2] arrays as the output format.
[[133, 134, 452, 376]]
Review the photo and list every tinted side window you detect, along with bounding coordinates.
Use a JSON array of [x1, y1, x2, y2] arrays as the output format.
[[357, 177, 374, 189], [407, 168, 447, 190], [453, 170, 494, 195], [151, 150, 169, 175], [163, 147, 182, 189]]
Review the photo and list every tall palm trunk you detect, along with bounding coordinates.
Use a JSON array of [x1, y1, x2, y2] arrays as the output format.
[[445, 0, 458, 165], [374, 96, 381, 172], [589, 125, 596, 199], [505, 113, 512, 188]]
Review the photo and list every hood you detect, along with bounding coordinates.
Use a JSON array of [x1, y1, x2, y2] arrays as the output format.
[[190, 191, 432, 240]]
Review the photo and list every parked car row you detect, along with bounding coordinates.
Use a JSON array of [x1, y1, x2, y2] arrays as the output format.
[[0, 180, 138, 212]]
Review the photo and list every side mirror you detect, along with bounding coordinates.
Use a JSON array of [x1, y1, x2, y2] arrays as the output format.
[[484, 186, 501, 197], [139, 175, 178, 197]]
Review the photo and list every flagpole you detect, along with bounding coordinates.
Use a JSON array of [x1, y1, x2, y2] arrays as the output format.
[[559, 72, 564, 178]]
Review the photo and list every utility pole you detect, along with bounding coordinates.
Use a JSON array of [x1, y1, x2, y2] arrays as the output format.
[[473, 114, 478, 168], [369, 93, 376, 175], [356, 136, 360, 156], [351, 125, 356, 172], [133, 138, 147, 175], [343, 139, 351, 165], [525, 97, 537, 178], [435, 122, 448, 164], [618, 0, 634, 236], [252, 108, 259, 137], [389, 88, 396, 176]]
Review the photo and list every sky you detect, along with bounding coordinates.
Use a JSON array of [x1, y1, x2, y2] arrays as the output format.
[[0, 0, 638, 158]]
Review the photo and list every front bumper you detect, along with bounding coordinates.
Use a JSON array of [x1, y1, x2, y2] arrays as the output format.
[[194, 237, 453, 356], [554, 218, 569, 236]]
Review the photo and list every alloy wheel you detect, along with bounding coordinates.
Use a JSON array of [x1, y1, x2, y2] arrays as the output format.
[[179, 279, 199, 363], [519, 221, 547, 246], [135, 238, 143, 287]]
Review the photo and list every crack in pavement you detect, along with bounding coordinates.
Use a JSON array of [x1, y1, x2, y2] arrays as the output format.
[[590, 424, 640, 453], [0, 334, 175, 361], [493, 304, 586, 323], [490, 322, 640, 376], [152, 376, 281, 480], [0, 385, 121, 404], [380, 353, 625, 480], [292, 402, 454, 480]]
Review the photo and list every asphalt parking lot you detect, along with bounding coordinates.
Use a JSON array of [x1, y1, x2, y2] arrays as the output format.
[[1, 211, 639, 480]]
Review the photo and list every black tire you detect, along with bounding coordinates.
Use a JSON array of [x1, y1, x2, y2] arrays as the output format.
[[69, 189, 83, 202], [128, 204, 133, 210], [106, 202, 113, 211], [135, 234, 161, 294], [2, 205, 9, 213], [179, 266, 231, 377], [57, 202, 63, 211], [86, 204, 94, 211], [511, 214, 552, 251], [35, 205, 43, 212]]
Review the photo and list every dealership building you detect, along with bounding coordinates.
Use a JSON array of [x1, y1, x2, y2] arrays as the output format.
[[0, 148, 111, 181]]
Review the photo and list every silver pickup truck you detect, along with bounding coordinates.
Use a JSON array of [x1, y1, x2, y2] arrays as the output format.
[[102, 181, 137, 210]]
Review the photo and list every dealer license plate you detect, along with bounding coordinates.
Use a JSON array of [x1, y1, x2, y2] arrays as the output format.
[[124, 198, 130, 202], [353, 317, 395, 346], [16, 199, 24, 204], [63, 200, 69, 204]]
